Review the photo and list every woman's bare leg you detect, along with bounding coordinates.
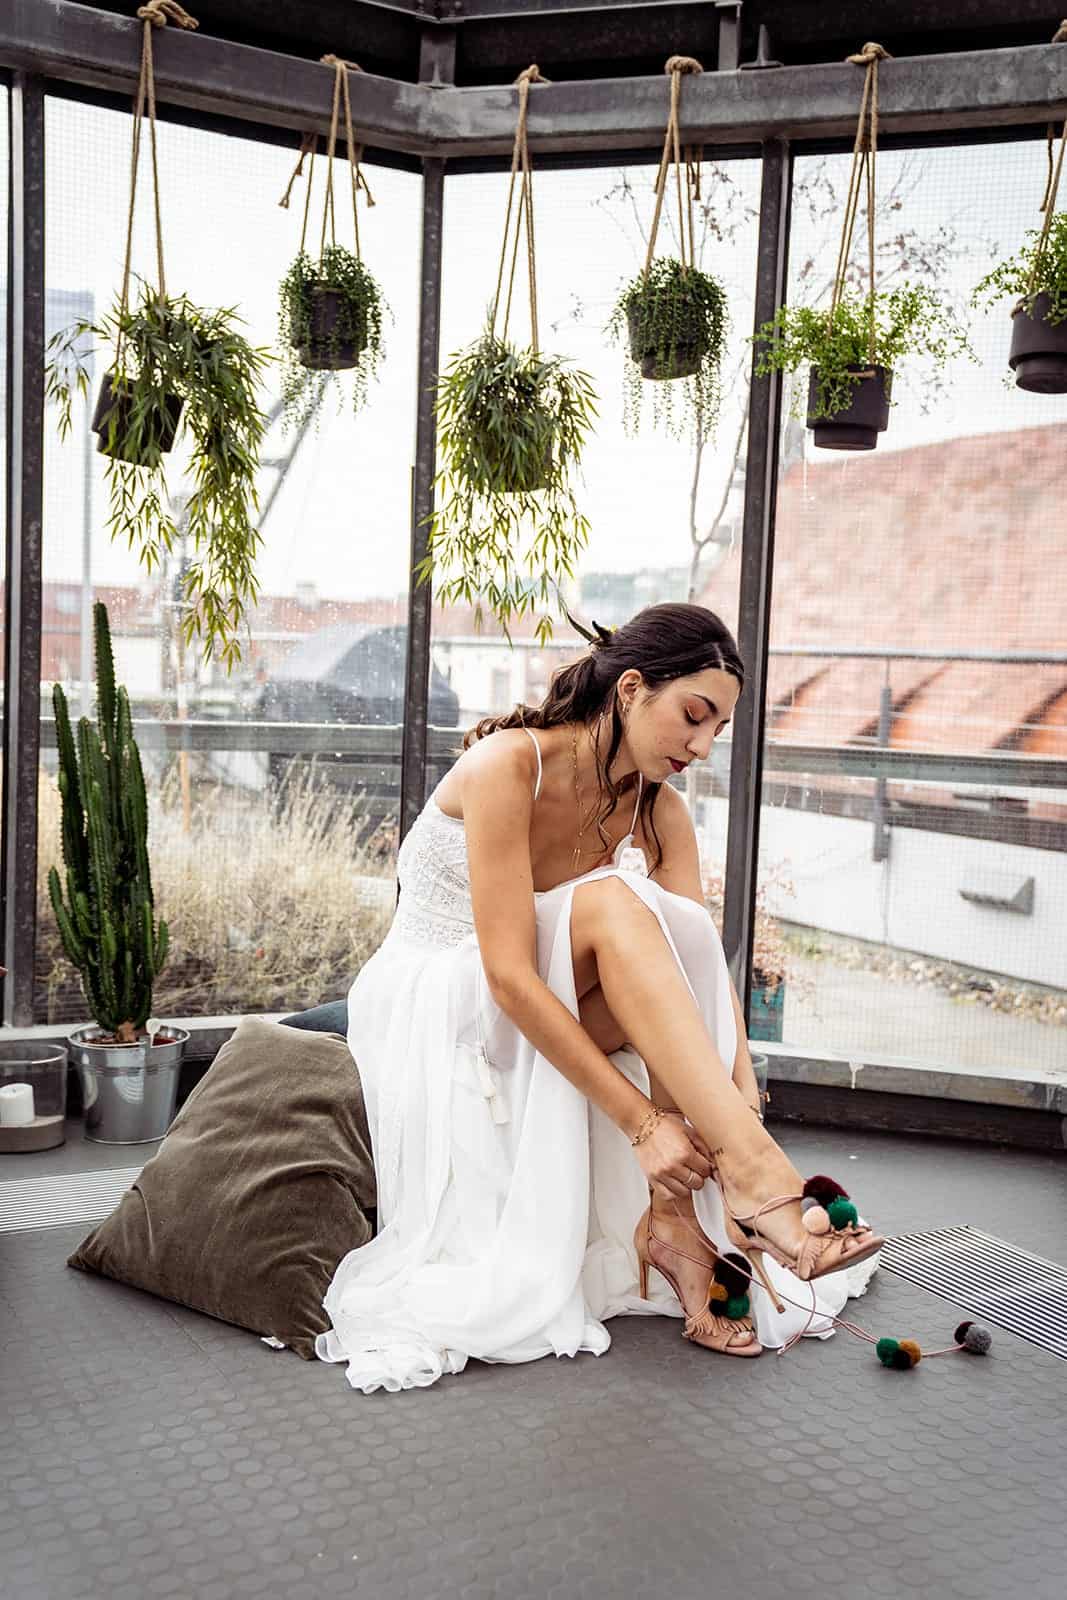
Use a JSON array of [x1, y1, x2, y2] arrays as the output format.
[[570, 876, 808, 1263]]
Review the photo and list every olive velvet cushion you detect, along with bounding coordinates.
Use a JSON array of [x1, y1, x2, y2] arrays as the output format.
[[67, 1016, 376, 1358]]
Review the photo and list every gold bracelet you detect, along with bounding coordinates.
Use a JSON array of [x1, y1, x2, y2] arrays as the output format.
[[630, 1105, 665, 1147]]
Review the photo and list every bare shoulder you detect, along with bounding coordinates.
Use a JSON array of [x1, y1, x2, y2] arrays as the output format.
[[451, 728, 540, 811], [649, 781, 703, 901], [651, 780, 697, 841]]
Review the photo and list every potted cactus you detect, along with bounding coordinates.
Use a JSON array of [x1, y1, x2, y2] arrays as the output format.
[[49, 602, 187, 1144]]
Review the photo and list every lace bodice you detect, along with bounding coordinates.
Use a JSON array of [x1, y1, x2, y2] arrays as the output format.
[[388, 796, 648, 952], [390, 799, 477, 949]]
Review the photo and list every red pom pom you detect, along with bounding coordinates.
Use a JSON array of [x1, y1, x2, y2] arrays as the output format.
[[802, 1174, 849, 1205]]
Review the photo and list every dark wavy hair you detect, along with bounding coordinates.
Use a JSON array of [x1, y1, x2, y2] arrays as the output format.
[[464, 603, 744, 870]]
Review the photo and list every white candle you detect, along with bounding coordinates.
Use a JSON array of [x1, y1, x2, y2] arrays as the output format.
[[0, 1082, 36, 1126]]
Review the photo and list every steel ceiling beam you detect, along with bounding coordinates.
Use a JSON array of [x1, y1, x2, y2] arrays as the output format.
[[2, 3, 1065, 157]]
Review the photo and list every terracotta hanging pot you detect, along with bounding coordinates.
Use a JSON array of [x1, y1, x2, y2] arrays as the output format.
[[1007, 293, 1067, 394], [807, 364, 892, 451]]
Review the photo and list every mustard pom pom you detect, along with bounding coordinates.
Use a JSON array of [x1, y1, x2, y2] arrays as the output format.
[[708, 1282, 729, 1305], [898, 1339, 922, 1366]]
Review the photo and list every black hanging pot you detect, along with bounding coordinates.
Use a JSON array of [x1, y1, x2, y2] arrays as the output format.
[[1008, 293, 1067, 394], [91, 372, 183, 463], [626, 305, 704, 380], [296, 285, 367, 372], [807, 364, 892, 451]]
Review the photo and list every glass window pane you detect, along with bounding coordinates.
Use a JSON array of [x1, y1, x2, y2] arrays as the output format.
[[704, 143, 1067, 1077], [432, 158, 761, 876], [38, 98, 419, 1025]]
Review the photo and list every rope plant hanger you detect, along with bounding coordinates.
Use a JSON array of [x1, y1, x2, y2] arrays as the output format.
[[974, 21, 1067, 392], [754, 40, 972, 452], [421, 65, 598, 644], [43, 0, 271, 669], [611, 57, 728, 441], [277, 54, 384, 424]]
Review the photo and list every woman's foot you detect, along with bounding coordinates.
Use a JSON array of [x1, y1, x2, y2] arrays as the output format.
[[711, 1142, 884, 1288], [635, 1203, 762, 1357]]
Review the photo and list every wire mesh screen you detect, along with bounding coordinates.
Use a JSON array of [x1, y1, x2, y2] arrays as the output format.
[[702, 140, 1067, 1077], [434, 157, 762, 872], [37, 98, 422, 1025]]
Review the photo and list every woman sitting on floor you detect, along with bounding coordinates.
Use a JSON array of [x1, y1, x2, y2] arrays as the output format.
[[316, 602, 883, 1393]]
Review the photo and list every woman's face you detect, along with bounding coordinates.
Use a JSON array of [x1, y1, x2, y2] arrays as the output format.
[[615, 665, 742, 781]]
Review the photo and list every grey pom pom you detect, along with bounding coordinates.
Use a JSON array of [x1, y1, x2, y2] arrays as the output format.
[[801, 1196, 820, 1214], [962, 1324, 992, 1355]]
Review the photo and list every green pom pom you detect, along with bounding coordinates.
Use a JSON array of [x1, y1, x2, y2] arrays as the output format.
[[876, 1337, 900, 1367], [827, 1198, 859, 1229], [724, 1294, 751, 1321]]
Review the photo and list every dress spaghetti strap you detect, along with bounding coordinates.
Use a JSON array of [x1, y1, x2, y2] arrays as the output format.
[[523, 727, 544, 801], [629, 774, 643, 833]]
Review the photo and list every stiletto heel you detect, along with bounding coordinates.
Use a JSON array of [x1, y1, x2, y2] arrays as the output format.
[[742, 1244, 785, 1315], [633, 1203, 762, 1358]]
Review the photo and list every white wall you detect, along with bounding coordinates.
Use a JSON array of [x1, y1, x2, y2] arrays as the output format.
[[703, 799, 1067, 990]]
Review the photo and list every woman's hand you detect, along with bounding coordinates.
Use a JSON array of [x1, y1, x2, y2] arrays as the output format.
[[634, 1113, 714, 1201]]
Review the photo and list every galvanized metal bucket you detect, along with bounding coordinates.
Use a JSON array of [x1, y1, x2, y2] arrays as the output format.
[[68, 1026, 189, 1144]]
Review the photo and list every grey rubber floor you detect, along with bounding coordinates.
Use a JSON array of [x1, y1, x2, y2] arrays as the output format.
[[1, 1125, 1064, 1600]]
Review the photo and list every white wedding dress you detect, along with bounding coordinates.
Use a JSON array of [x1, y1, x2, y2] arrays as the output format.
[[316, 729, 877, 1394]]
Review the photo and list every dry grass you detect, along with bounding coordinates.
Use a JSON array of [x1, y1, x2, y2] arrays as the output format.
[[35, 765, 394, 1024]]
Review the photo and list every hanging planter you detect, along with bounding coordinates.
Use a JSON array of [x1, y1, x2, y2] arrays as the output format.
[[973, 42, 1067, 397], [419, 66, 597, 643], [277, 59, 385, 424], [610, 58, 728, 440], [754, 43, 969, 451], [43, 1, 269, 670]]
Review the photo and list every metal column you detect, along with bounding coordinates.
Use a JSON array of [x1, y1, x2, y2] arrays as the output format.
[[398, 157, 445, 841], [721, 136, 791, 1012], [2, 74, 46, 1026]]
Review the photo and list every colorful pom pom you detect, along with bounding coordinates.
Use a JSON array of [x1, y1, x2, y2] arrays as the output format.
[[712, 1252, 751, 1299], [708, 1282, 728, 1305], [876, 1335, 919, 1370], [724, 1294, 751, 1321], [802, 1205, 831, 1235], [826, 1198, 859, 1230], [802, 1175, 849, 1205]]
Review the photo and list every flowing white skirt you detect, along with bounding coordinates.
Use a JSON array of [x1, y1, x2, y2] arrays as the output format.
[[316, 864, 877, 1394]]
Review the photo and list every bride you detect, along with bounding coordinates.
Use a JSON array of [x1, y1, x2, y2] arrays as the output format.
[[316, 602, 884, 1393]]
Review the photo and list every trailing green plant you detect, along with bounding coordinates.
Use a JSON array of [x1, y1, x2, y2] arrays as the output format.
[[972, 210, 1067, 324], [419, 328, 597, 643], [278, 244, 385, 426], [611, 257, 729, 439], [754, 284, 971, 419], [48, 602, 169, 1042], [45, 282, 271, 670]]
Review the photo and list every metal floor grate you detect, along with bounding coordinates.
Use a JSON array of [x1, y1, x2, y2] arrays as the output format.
[[881, 1225, 1067, 1361], [0, 1166, 143, 1234]]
